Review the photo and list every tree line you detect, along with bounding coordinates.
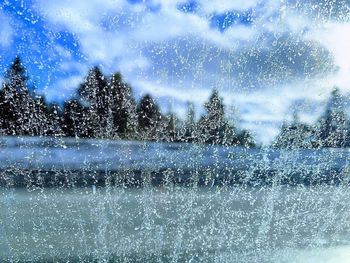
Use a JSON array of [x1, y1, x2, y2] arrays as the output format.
[[273, 88, 350, 149], [0, 57, 255, 147]]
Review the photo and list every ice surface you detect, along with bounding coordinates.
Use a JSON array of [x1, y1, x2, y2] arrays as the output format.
[[1, 186, 350, 262], [1, 137, 350, 262], [0, 137, 349, 187]]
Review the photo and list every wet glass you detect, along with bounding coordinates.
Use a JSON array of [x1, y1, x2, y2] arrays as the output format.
[[1, 1, 350, 262]]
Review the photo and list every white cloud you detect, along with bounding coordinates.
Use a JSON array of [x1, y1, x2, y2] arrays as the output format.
[[198, 0, 261, 13], [132, 79, 212, 104], [31, 0, 350, 143], [43, 75, 83, 101], [35, 0, 261, 65], [309, 22, 350, 93]]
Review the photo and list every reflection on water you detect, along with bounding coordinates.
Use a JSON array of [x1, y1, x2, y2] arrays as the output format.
[[1, 186, 350, 262]]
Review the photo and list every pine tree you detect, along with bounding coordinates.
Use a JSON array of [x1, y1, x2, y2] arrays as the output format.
[[137, 94, 162, 140], [197, 89, 255, 146], [61, 99, 87, 138], [46, 102, 63, 136], [2, 57, 41, 135], [0, 88, 8, 135], [109, 73, 137, 138], [236, 130, 256, 148], [198, 90, 228, 144], [317, 88, 348, 147], [162, 113, 177, 142], [183, 101, 196, 142], [273, 112, 317, 149], [78, 67, 109, 138]]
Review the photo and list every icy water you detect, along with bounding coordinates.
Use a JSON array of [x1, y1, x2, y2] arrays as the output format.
[[2, 186, 350, 262], [0, 136, 350, 187], [1, 137, 350, 262]]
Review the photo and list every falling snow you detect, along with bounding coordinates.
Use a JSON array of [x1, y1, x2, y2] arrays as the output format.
[[1, 0, 350, 262]]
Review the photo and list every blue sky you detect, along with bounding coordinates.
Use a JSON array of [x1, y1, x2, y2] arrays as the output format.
[[0, 0, 349, 143]]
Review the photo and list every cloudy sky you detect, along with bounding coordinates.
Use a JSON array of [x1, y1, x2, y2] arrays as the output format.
[[0, 0, 349, 143]]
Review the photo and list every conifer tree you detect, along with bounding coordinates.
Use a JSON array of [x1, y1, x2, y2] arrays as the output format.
[[46, 102, 63, 136], [61, 99, 87, 138], [137, 94, 162, 139], [198, 90, 230, 144], [318, 88, 348, 147], [183, 101, 196, 142], [1, 57, 45, 135], [109, 73, 138, 138], [78, 67, 109, 138]]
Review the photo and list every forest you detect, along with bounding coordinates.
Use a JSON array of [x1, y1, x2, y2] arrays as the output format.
[[273, 88, 350, 149], [0, 57, 347, 149], [0, 57, 255, 147]]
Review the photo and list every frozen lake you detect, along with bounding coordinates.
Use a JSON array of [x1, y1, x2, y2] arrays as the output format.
[[1, 137, 350, 262], [0, 136, 350, 187], [1, 186, 350, 262]]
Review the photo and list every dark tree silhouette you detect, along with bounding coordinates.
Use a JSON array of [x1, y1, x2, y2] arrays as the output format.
[[182, 101, 196, 142], [198, 90, 233, 145], [110, 72, 138, 138], [197, 90, 255, 147], [163, 113, 177, 142], [46, 102, 63, 136], [272, 112, 317, 149], [31, 93, 51, 136], [0, 56, 257, 147], [317, 88, 349, 147], [2, 57, 30, 135], [236, 130, 256, 148], [137, 94, 162, 139], [1, 57, 48, 136], [61, 99, 87, 138], [272, 89, 350, 149], [78, 67, 109, 138]]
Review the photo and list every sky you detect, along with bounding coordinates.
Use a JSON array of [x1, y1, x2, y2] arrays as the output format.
[[0, 0, 349, 144]]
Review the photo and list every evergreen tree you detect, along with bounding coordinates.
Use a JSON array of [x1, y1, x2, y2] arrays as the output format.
[[236, 130, 256, 148], [198, 90, 232, 145], [46, 102, 63, 136], [31, 93, 50, 136], [167, 113, 177, 141], [78, 67, 109, 138], [109, 73, 138, 138], [61, 99, 87, 138], [182, 101, 196, 142], [1, 57, 45, 136], [0, 89, 6, 134], [317, 88, 349, 147], [161, 112, 177, 142], [2, 57, 28, 135], [0, 86, 14, 135], [197, 90, 255, 146], [0, 57, 259, 146], [137, 94, 162, 139], [272, 113, 317, 149]]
